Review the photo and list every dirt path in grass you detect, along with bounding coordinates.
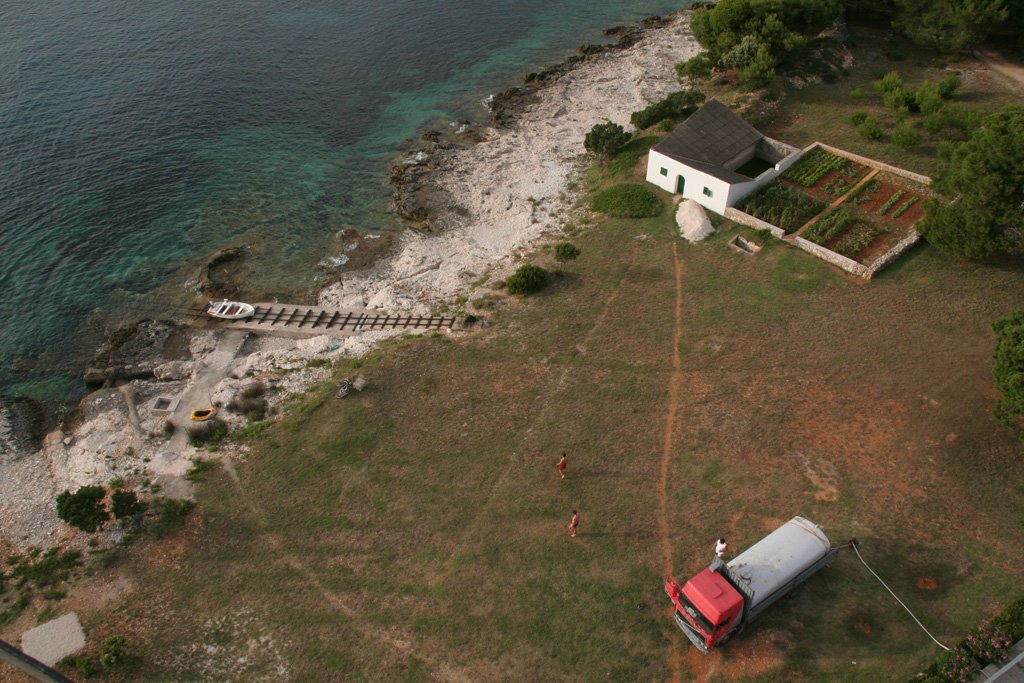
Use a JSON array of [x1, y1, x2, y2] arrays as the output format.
[[977, 50, 1024, 88], [661, 243, 685, 683]]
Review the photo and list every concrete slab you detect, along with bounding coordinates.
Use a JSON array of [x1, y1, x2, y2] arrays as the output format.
[[21, 612, 86, 665]]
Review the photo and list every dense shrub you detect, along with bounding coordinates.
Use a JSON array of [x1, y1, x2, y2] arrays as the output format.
[[966, 619, 1013, 666], [583, 122, 631, 157], [99, 635, 127, 668], [591, 184, 663, 218], [675, 52, 714, 80], [992, 311, 1024, 436], [630, 90, 705, 130], [848, 110, 869, 125], [110, 491, 143, 519], [554, 242, 581, 262], [994, 596, 1024, 640], [239, 381, 266, 399], [56, 486, 109, 533], [915, 81, 945, 115], [934, 646, 981, 683], [874, 70, 903, 94], [892, 122, 921, 149], [505, 265, 550, 296], [922, 104, 980, 138], [883, 88, 918, 114], [856, 117, 884, 140], [228, 396, 267, 421], [739, 46, 777, 88], [937, 73, 962, 99], [187, 418, 228, 447]]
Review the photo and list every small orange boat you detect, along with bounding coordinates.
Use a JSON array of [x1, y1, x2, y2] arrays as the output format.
[[190, 408, 217, 422]]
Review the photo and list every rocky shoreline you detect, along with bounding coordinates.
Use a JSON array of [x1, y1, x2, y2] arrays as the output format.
[[0, 10, 700, 553]]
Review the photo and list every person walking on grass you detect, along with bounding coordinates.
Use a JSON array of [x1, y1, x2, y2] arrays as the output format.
[[557, 452, 567, 480], [569, 510, 580, 538]]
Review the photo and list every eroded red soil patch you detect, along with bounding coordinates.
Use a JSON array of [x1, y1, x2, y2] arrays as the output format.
[[681, 630, 790, 682], [917, 576, 938, 590]]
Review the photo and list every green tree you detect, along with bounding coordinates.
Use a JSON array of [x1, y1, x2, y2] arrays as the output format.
[[895, 0, 1008, 52], [918, 105, 1024, 258], [583, 122, 631, 157], [56, 486, 109, 533], [691, 0, 841, 82], [992, 311, 1024, 436]]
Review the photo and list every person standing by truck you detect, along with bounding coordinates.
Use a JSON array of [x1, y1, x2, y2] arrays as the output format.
[[714, 538, 729, 559]]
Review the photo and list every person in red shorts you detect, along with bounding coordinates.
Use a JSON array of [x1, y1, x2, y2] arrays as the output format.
[[557, 452, 567, 480], [569, 510, 580, 538]]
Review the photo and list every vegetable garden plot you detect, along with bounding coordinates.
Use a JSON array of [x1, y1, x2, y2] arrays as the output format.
[[737, 183, 827, 234], [783, 147, 869, 199], [803, 207, 884, 260]]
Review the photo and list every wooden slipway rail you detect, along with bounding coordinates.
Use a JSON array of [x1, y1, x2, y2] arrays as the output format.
[[187, 303, 461, 338]]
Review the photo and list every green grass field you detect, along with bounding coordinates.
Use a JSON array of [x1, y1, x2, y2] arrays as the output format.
[[77, 201, 1024, 681]]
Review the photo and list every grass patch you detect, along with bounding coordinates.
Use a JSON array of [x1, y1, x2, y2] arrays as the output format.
[[590, 184, 663, 218]]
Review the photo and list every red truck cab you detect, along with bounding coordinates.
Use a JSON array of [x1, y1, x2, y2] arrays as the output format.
[[665, 569, 744, 652]]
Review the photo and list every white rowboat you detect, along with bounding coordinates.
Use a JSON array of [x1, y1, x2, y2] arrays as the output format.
[[207, 300, 255, 319]]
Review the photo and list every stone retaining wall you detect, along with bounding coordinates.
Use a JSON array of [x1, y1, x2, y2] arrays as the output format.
[[724, 208, 786, 239], [793, 236, 870, 277], [868, 231, 921, 275]]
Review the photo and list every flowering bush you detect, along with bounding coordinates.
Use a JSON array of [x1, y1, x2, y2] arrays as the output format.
[[967, 619, 1013, 666], [936, 647, 980, 682]]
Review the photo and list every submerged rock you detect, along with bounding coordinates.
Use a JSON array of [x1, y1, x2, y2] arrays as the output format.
[[0, 395, 49, 462], [85, 320, 193, 387]]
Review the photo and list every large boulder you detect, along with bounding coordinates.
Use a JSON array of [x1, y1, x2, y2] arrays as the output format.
[[675, 200, 715, 242]]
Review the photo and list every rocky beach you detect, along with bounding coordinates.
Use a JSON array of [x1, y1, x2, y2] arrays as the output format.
[[0, 10, 700, 553]]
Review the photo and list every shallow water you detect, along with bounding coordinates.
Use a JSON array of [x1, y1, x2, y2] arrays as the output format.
[[0, 0, 687, 401]]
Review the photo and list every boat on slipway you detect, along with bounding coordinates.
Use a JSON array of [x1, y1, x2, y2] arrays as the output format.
[[206, 300, 255, 320]]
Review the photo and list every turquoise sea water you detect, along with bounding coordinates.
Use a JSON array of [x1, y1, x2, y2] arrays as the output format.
[[0, 0, 687, 402]]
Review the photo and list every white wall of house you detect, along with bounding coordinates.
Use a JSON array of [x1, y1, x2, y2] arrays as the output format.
[[645, 150, 732, 214], [646, 143, 805, 215]]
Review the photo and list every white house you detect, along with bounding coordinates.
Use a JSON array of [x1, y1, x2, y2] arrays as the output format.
[[645, 99, 802, 214]]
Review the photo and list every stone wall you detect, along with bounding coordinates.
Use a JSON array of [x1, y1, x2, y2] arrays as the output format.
[[724, 208, 787, 239], [793, 236, 871, 278], [868, 231, 922, 275]]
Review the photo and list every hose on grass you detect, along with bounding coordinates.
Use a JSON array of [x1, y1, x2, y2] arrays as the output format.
[[843, 540, 951, 652]]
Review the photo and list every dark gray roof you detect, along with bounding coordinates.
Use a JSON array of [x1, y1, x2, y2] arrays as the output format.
[[652, 99, 764, 184]]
